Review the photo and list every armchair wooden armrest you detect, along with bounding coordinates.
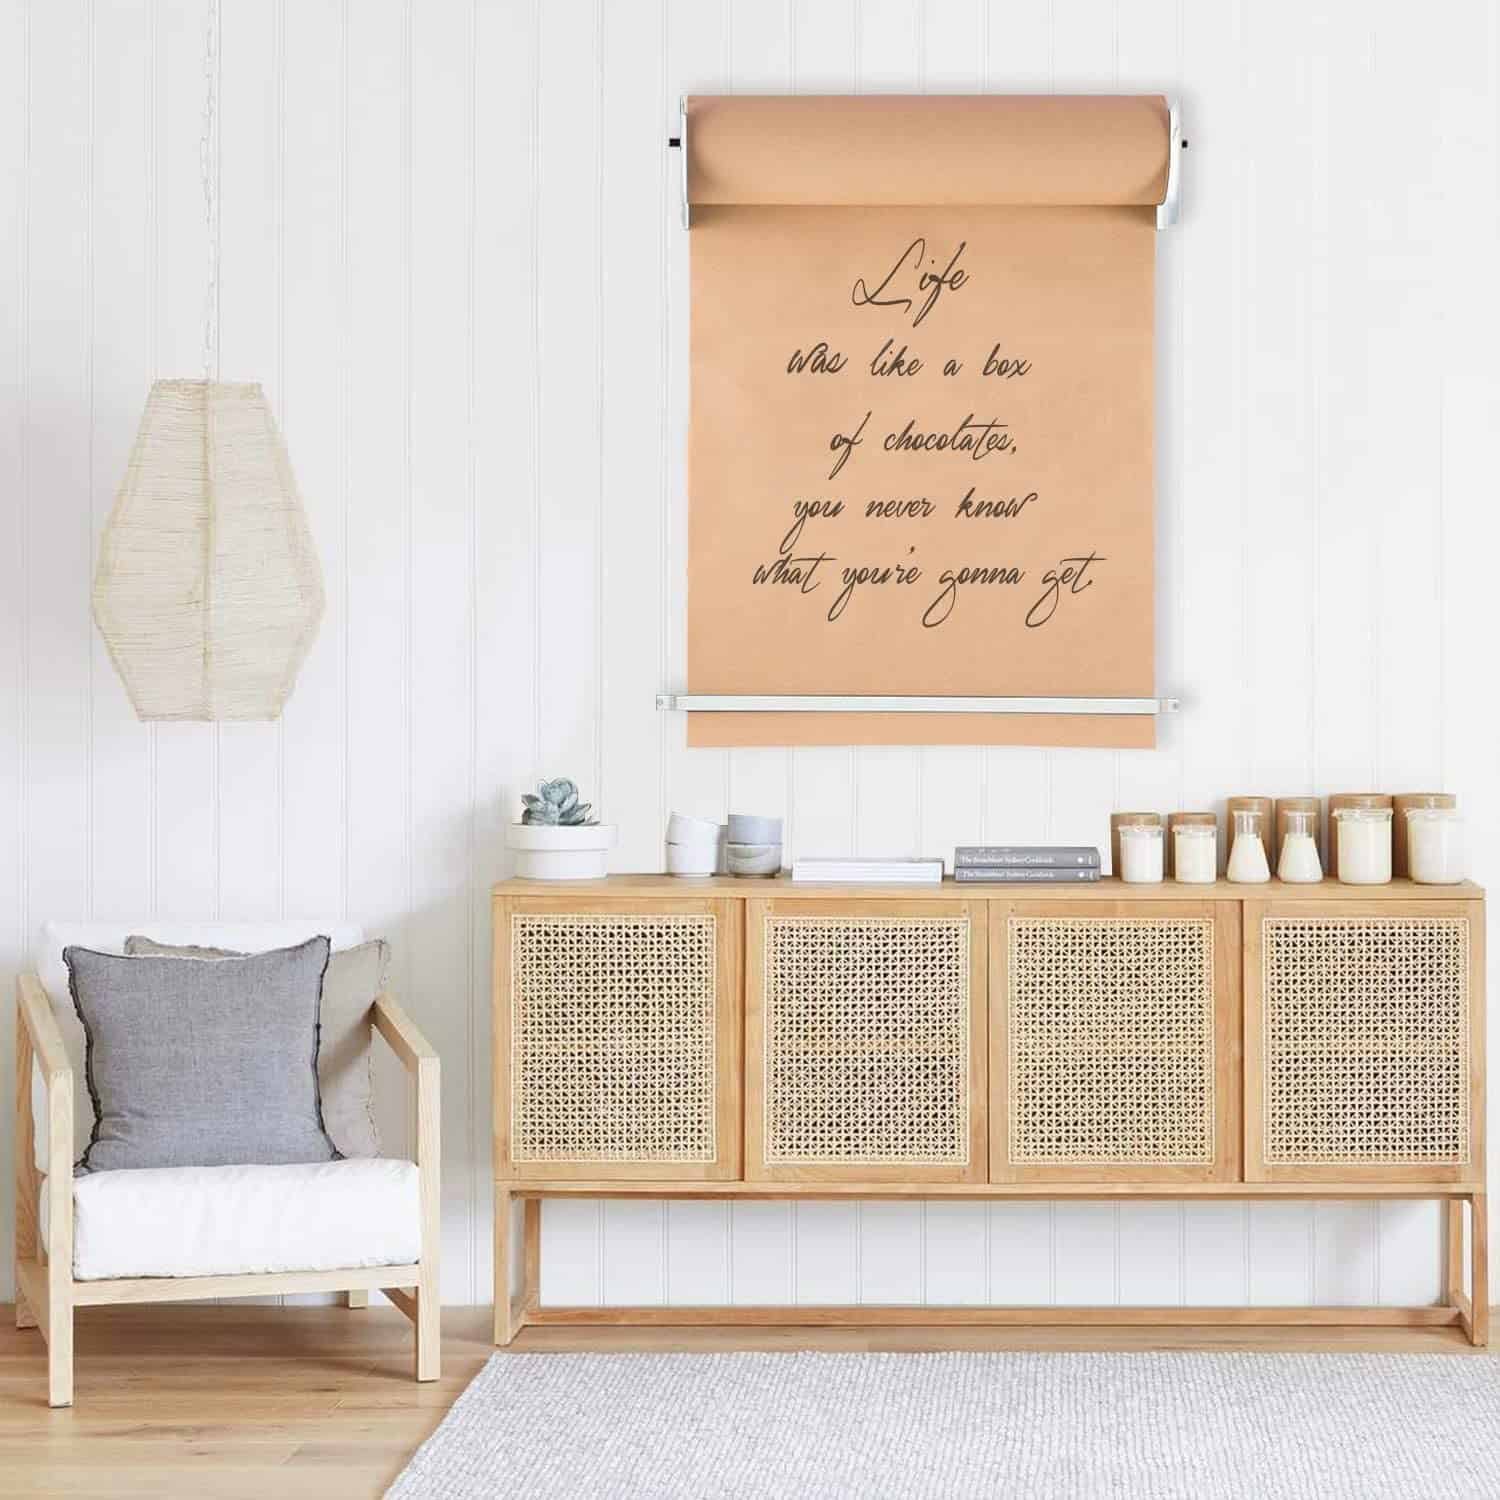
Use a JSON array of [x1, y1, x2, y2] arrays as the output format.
[[373, 991, 438, 1068], [16, 971, 73, 1206], [371, 991, 441, 1379], [18, 973, 71, 1091], [15, 973, 74, 1404]]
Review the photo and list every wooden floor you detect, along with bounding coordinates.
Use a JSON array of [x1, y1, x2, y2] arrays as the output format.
[[2, 1304, 1495, 1499]]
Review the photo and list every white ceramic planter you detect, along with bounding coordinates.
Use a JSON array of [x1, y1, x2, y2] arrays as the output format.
[[507, 822, 617, 880]]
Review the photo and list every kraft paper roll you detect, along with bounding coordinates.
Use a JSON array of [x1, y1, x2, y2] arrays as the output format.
[[686, 95, 1171, 208], [685, 94, 1166, 749]]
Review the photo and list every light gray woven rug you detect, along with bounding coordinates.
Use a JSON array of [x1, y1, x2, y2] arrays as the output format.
[[387, 1350, 1500, 1499]]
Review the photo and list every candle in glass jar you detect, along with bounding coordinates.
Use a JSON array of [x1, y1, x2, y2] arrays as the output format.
[[1173, 824, 1218, 884], [1335, 807, 1392, 884], [1118, 823, 1164, 884], [1226, 809, 1270, 883], [1406, 808, 1465, 884]]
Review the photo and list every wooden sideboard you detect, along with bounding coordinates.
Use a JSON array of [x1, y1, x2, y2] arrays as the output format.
[[492, 875, 1488, 1345]]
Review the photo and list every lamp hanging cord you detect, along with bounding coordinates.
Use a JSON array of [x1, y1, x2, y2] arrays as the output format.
[[199, 0, 220, 383]]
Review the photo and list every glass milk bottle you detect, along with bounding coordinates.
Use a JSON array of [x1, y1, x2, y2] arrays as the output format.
[[1273, 796, 1323, 873], [1276, 809, 1322, 883], [1406, 807, 1465, 885], [1226, 808, 1271, 883], [1335, 806, 1393, 885], [1117, 821, 1164, 884], [1172, 822, 1218, 884]]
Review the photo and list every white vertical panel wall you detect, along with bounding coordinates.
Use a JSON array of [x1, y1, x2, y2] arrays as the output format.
[[1, 0, 1496, 1308]]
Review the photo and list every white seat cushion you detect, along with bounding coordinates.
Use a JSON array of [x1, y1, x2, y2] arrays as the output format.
[[31, 919, 365, 1174], [41, 1159, 419, 1281]]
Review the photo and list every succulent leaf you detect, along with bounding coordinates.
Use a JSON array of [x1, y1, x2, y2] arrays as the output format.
[[522, 776, 598, 827]]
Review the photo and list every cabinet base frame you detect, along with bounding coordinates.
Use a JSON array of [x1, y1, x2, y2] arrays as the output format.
[[493, 1183, 1489, 1349]]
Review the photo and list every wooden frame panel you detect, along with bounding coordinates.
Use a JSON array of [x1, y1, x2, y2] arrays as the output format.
[[521, 1303, 1462, 1331], [490, 877, 1487, 1350], [989, 899, 1241, 1184], [745, 898, 987, 1183], [1244, 898, 1485, 1185], [493, 895, 744, 1182], [492, 874, 1482, 902], [499, 1181, 1487, 1347]]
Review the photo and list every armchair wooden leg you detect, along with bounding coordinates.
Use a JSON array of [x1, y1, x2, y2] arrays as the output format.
[[415, 1281, 440, 1382], [15, 1290, 37, 1331], [345, 1289, 369, 1309], [48, 1301, 73, 1409]]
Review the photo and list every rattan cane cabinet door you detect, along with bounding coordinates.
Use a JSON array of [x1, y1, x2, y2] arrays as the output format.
[[1245, 900, 1483, 1184], [991, 901, 1241, 1183], [495, 896, 742, 1181], [746, 899, 987, 1183]]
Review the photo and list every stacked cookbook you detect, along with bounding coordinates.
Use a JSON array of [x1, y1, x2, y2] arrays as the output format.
[[791, 857, 944, 885], [952, 845, 1102, 883]]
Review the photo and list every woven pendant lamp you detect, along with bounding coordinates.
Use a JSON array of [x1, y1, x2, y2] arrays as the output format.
[[92, 379, 325, 721]]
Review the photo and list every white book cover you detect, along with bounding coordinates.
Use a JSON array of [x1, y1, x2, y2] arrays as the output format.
[[791, 857, 944, 884]]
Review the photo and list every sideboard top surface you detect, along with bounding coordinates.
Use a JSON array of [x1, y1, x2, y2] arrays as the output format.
[[493, 874, 1484, 902]]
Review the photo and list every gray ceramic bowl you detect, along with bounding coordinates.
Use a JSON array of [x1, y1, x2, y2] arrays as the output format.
[[726, 813, 784, 845], [725, 840, 782, 877]]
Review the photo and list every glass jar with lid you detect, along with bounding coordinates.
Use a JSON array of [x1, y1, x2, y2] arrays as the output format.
[[1334, 806, 1393, 884], [1393, 793, 1456, 877], [1406, 807, 1465, 884], [1171, 816, 1218, 884], [1326, 794, 1392, 878], [1117, 820, 1164, 884]]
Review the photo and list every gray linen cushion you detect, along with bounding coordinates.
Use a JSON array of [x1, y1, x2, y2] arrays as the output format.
[[65, 936, 339, 1172], [124, 935, 387, 1158]]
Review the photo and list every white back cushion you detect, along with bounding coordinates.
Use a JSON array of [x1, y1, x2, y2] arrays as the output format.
[[32, 919, 365, 1174]]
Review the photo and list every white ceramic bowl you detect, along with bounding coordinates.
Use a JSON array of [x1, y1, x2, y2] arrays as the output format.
[[666, 812, 722, 846], [666, 840, 717, 877], [725, 840, 782, 877], [727, 813, 783, 845]]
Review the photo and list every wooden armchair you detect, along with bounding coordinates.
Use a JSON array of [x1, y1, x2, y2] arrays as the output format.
[[15, 971, 440, 1408]]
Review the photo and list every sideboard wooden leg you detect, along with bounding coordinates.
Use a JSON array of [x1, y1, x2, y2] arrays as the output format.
[[522, 1196, 542, 1319], [494, 1185, 517, 1346], [1443, 1198, 1464, 1309], [1469, 1192, 1489, 1347]]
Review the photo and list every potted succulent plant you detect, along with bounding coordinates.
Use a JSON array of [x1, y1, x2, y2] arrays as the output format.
[[505, 777, 617, 880]]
